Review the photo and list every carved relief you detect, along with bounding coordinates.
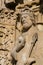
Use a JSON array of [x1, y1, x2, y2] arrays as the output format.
[[11, 6, 38, 65], [0, 0, 43, 65], [0, 8, 16, 65]]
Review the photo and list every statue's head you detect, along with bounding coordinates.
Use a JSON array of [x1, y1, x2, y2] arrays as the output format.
[[20, 6, 35, 31]]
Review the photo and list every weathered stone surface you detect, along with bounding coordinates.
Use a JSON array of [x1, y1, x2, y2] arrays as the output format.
[[0, 6, 16, 65], [0, 0, 5, 9], [24, 0, 40, 5], [0, 0, 43, 65], [5, 0, 15, 4]]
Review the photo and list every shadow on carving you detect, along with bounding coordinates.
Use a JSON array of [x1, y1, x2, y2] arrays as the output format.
[[15, 0, 23, 4], [30, 61, 36, 65], [11, 58, 17, 65], [40, 0, 43, 14], [5, 2, 17, 10]]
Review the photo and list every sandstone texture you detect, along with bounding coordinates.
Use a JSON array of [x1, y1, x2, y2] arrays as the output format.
[[0, 0, 43, 65]]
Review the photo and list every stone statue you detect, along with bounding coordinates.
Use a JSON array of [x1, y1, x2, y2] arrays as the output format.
[[11, 33, 38, 65], [0, 0, 43, 65], [11, 6, 38, 65]]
